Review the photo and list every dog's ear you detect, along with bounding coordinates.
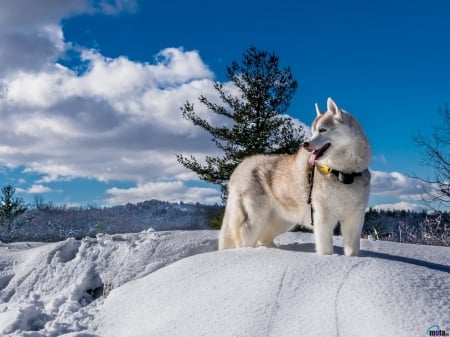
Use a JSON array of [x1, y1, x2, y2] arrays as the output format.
[[315, 103, 324, 116], [327, 97, 343, 122]]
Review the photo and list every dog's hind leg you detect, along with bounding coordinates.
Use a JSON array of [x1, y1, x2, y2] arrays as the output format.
[[219, 191, 256, 249], [257, 215, 285, 247], [236, 195, 269, 248], [218, 209, 236, 250]]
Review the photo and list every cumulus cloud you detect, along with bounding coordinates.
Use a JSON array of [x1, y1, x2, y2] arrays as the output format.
[[0, 0, 85, 28], [372, 201, 427, 212], [0, 0, 309, 205], [0, 0, 137, 76], [369, 170, 436, 211], [105, 181, 221, 205], [0, 0, 137, 29], [370, 170, 430, 201], [0, 47, 224, 183], [16, 184, 53, 194], [0, 0, 234, 204]]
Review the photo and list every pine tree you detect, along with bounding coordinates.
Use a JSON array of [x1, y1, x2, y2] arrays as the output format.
[[0, 184, 27, 229], [177, 47, 305, 201]]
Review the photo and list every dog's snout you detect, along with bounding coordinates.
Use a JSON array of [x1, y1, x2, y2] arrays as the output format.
[[303, 141, 310, 149]]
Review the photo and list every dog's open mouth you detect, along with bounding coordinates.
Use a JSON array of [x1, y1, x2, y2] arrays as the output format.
[[308, 143, 331, 166]]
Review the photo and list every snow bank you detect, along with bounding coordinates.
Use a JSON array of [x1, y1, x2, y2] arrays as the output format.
[[0, 230, 217, 336], [99, 237, 450, 337], [1, 231, 449, 337]]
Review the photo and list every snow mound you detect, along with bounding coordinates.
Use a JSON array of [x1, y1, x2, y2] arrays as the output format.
[[99, 244, 450, 337], [0, 231, 449, 337]]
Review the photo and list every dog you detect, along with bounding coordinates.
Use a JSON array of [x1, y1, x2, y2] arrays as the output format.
[[218, 97, 371, 256]]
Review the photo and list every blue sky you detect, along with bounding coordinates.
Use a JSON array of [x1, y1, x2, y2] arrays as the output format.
[[0, 0, 449, 210]]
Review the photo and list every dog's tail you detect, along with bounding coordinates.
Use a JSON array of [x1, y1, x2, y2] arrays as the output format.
[[218, 190, 246, 250]]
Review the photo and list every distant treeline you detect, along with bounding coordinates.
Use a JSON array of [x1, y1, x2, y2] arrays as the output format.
[[0, 200, 448, 246], [0, 199, 222, 243], [363, 208, 449, 246]]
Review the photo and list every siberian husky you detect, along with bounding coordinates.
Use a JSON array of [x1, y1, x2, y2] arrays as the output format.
[[219, 98, 371, 256]]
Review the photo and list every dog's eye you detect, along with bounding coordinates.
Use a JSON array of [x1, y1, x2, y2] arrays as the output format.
[[319, 128, 327, 133]]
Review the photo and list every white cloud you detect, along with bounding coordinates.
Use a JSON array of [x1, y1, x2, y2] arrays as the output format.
[[0, 47, 223, 183], [0, 1, 309, 206], [0, 1, 137, 76], [0, 1, 86, 29], [16, 184, 53, 194], [0, 13, 232, 206], [370, 170, 430, 201], [3, 48, 214, 109], [0, 1, 136, 29], [372, 201, 426, 212], [105, 181, 221, 205]]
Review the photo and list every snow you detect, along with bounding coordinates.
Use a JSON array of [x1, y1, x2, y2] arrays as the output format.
[[1, 231, 449, 337]]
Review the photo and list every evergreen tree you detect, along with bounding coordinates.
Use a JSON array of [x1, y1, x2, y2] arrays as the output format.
[[177, 47, 305, 201], [0, 184, 27, 229]]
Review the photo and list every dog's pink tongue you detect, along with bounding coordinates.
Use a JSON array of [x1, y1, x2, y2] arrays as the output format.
[[309, 153, 317, 166]]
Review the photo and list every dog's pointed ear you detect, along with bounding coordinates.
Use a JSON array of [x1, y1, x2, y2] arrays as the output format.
[[327, 97, 343, 122], [315, 103, 323, 116]]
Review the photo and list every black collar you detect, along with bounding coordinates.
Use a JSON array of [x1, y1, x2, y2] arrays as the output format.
[[307, 165, 364, 227], [307, 165, 366, 227], [316, 164, 363, 184]]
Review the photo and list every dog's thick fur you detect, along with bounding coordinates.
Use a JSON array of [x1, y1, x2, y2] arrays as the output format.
[[219, 98, 371, 256]]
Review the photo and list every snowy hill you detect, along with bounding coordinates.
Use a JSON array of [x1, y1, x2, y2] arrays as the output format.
[[1, 231, 449, 337]]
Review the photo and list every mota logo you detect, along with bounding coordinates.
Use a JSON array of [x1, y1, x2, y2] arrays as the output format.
[[427, 325, 449, 336]]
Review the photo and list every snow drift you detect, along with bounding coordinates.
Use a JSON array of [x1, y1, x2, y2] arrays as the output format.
[[0, 231, 449, 337]]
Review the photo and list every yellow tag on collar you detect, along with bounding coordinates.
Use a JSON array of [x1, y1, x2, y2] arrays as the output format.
[[317, 164, 332, 174]]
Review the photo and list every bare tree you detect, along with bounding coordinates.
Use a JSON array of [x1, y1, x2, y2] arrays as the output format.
[[414, 105, 450, 208]]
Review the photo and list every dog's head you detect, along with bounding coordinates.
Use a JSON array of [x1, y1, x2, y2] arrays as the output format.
[[303, 97, 370, 169]]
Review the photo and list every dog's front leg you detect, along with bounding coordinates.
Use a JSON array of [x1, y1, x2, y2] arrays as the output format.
[[341, 212, 364, 256], [312, 207, 334, 255]]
